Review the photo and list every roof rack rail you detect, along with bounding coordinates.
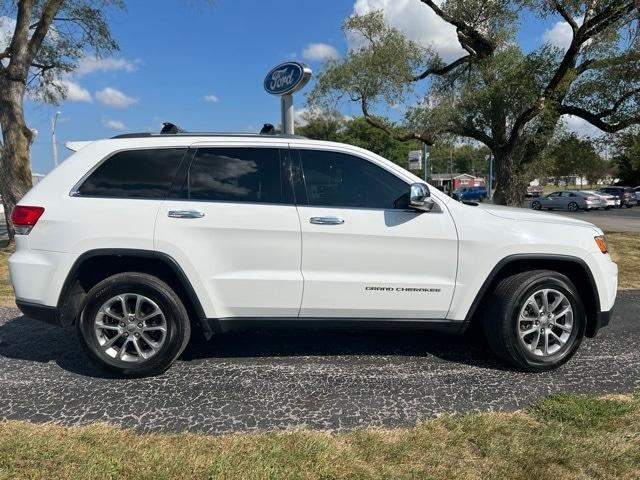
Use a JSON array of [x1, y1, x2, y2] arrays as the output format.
[[110, 121, 307, 140]]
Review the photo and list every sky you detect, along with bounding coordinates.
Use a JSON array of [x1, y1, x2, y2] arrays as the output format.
[[3, 0, 592, 174]]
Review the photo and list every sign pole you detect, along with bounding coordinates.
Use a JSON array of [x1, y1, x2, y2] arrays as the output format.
[[422, 142, 429, 182], [264, 62, 312, 135], [281, 94, 294, 135]]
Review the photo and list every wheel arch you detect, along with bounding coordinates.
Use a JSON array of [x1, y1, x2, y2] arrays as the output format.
[[464, 254, 601, 338], [56, 249, 211, 338]]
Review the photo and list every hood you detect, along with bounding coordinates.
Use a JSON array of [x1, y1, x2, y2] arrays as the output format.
[[478, 204, 598, 229]]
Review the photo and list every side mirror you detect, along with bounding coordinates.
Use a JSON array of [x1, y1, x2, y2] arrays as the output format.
[[409, 183, 435, 212]]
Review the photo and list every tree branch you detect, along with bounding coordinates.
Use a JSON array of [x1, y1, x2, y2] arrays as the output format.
[[553, 1, 578, 32], [561, 105, 640, 133], [413, 55, 471, 81], [8, 0, 34, 69], [26, 0, 65, 65], [453, 120, 496, 149], [581, 1, 636, 38], [361, 99, 434, 145], [419, 0, 495, 58]]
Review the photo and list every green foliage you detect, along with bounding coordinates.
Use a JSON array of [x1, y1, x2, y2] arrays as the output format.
[[547, 133, 606, 183], [308, 11, 427, 115], [612, 130, 640, 185]]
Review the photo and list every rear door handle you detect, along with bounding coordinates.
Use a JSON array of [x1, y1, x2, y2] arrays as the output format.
[[168, 210, 205, 219], [310, 216, 344, 225]]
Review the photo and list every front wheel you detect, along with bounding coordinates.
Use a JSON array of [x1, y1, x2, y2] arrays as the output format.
[[531, 201, 542, 210], [484, 270, 585, 371], [78, 272, 191, 377]]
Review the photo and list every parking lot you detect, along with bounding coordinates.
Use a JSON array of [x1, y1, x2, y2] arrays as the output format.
[[521, 200, 640, 233], [0, 290, 638, 434]]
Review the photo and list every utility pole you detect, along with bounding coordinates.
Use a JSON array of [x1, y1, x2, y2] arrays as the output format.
[[51, 111, 61, 168]]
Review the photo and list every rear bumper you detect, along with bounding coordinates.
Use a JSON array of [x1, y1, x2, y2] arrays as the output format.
[[16, 300, 60, 325]]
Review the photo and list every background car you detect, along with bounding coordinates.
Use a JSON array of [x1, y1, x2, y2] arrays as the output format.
[[598, 186, 636, 208], [581, 190, 618, 210], [530, 190, 606, 211], [451, 186, 487, 202], [526, 186, 544, 198]]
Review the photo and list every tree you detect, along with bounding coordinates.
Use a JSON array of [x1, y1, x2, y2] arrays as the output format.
[[309, 2, 640, 205], [296, 110, 344, 142], [0, 0, 122, 240], [547, 133, 605, 187], [612, 129, 640, 185]]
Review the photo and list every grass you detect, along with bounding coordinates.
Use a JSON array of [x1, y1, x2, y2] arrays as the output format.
[[0, 393, 638, 479], [0, 245, 14, 307], [607, 232, 640, 289]]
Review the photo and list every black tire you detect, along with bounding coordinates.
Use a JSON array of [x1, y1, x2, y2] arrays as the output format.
[[531, 201, 541, 210], [77, 272, 191, 377], [483, 270, 585, 372], [626, 203, 633, 208], [605, 207, 611, 210], [568, 202, 579, 212]]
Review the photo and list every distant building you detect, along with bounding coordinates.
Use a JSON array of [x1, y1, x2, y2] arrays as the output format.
[[429, 173, 486, 192]]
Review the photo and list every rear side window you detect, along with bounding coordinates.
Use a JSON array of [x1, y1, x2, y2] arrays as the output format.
[[185, 147, 286, 204], [299, 150, 408, 209], [77, 148, 185, 199]]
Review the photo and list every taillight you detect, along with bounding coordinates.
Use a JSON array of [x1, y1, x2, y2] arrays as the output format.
[[11, 205, 44, 235]]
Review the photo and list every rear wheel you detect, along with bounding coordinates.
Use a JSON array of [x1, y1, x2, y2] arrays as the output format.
[[484, 270, 585, 371], [568, 202, 579, 212], [77, 272, 191, 377]]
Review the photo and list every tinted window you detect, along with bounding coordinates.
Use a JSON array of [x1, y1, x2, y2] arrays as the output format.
[[78, 148, 185, 198], [186, 147, 285, 203], [300, 150, 408, 209]]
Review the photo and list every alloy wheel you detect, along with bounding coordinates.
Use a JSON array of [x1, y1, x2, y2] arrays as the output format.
[[517, 288, 574, 357], [93, 293, 168, 363]]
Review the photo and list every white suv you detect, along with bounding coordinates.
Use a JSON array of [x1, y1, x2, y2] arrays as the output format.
[[9, 131, 618, 376]]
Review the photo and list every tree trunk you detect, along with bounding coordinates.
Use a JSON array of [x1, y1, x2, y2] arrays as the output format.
[[0, 76, 34, 242], [492, 150, 527, 206]]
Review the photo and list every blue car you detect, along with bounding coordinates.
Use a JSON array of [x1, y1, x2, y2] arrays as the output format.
[[452, 186, 487, 202]]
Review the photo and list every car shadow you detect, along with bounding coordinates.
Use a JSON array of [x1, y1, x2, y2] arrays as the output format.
[[0, 313, 510, 378]]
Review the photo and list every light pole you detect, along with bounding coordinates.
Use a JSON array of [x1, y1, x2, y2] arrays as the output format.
[[51, 111, 61, 168]]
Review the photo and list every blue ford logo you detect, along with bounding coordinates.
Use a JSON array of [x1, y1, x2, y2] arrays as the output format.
[[264, 62, 312, 96]]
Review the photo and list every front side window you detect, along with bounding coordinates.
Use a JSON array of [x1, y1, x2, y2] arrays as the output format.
[[77, 148, 185, 198], [299, 150, 408, 209], [185, 147, 285, 204]]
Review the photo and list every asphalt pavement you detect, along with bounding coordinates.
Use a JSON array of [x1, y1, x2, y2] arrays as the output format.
[[521, 200, 640, 233], [0, 290, 638, 434]]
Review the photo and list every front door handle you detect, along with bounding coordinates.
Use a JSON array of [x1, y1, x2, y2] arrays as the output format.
[[310, 216, 344, 225], [168, 210, 205, 219]]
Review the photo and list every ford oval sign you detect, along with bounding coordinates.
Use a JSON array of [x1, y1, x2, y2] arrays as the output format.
[[264, 62, 312, 96]]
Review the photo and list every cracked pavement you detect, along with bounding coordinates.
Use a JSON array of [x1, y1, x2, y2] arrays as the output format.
[[0, 290, 638, 434]]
